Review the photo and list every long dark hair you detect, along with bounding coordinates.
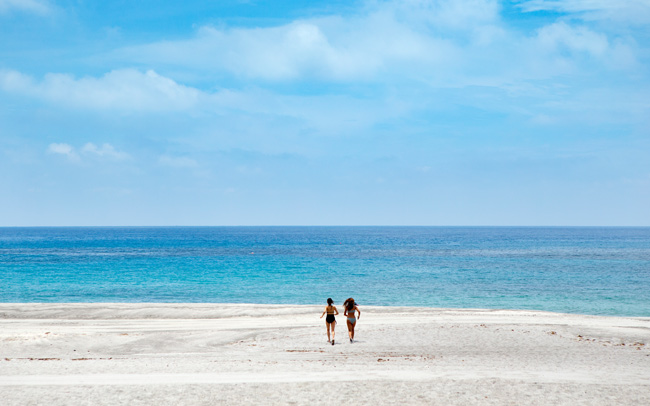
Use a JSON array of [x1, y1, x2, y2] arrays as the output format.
[[327, 298, 334, 306], [344, 297, 355, 311]]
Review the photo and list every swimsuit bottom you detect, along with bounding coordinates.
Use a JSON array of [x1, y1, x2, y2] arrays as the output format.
[[326, 314, 336, 323], [347, 317, 356, 324]]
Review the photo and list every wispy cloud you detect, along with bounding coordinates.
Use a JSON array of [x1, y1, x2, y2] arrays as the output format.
[[0, 69, 202, 112], [82, 143, 130, 160], [536, 22, 608, 57], [516, 0, 650, 23], [107, 0, 638, 87], [158, 155, 199, 168], [114, 0, 499, 82], [0, 68, 409, 133], [47, 143, 78, 161], [47, 142, 129, 162], [0, 0, 643, 132], [0, 0, 51, 15], [115, 19, 447, 82]]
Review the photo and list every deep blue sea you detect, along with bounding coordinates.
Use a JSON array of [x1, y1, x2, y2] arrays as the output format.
[[1, 227, 649, 317]]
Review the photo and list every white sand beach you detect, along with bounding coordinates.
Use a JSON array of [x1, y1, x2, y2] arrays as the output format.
[[1, 303, 649, 405]]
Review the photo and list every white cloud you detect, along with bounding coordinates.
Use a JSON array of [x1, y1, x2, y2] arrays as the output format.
[[0, 69, 32, 91], [0, 0, 643, 125], [158, 155, 199, 168], [518, 22, 639, 76], [116, 10, 459, 81], [531, 84, 650, 125], [108, 0, 639, 88], [0, 66, 398, 130], [390, 0, 501, 28], [516, 0, 650, 24], [0, 69, 202, 112], [536, 22, 609, 57], [82, 143, 130, 160], [0, 0, 51, 14], [47, 142, 130, 162], [47, 143, 78, 161]]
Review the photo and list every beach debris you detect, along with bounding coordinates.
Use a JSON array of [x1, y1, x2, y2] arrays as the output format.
[[71, 357, 113, 361]]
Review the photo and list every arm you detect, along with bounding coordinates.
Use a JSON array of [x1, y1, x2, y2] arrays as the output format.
[[356, 306, 361, 319], [334, 306, 339, 315], [320, 308, 326, 318]]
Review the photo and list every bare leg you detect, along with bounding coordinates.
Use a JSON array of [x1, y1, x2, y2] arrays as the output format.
[[346, 320, 353, 340], [326, 322, 331, 342]]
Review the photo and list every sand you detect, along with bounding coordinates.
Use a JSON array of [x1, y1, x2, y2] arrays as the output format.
[[1, 303, 649, 405]]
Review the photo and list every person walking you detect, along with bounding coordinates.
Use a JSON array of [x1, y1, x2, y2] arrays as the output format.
[[320, 298, 339, 345], [343, 298, 361, 343]]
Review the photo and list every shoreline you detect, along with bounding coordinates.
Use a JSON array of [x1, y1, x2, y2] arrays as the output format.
[[2, 302, 648, 319], [2, 303, 649, 405]]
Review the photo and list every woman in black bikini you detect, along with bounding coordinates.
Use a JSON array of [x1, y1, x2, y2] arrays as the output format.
[[343, 297, 361, 343], [320, 298, 339, 345]]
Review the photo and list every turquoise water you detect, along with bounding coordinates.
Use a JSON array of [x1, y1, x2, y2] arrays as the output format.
[[1, 227, 649, 316]]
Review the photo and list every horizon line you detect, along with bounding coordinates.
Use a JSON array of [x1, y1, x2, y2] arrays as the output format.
[[1, 225, 649, 228]]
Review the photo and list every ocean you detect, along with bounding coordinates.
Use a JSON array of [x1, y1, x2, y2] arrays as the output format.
[[1, 226, 649, 317]]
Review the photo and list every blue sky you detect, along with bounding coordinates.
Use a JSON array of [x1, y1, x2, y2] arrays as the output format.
[[1, 0, 648, 226]]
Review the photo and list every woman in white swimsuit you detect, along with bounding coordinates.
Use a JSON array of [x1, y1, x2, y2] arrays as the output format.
[[343, 297, 361, 343], [320, 298, 339, 345]]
